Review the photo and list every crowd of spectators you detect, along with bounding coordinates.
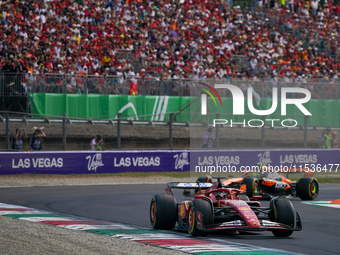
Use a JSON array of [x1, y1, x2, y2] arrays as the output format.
[[1, 0, 340, 95]]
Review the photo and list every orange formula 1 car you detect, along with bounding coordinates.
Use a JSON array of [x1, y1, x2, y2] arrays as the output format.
[[194, 166, 319, 200]]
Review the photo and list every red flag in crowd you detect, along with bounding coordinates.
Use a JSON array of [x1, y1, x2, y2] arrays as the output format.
[[129, 78, 137, 96]]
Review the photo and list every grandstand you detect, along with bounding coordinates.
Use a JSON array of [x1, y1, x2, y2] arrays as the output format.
[[0, 0, 339, 151], [0, 0, 339, 102]]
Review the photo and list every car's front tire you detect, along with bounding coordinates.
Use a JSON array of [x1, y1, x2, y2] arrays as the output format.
[[297, 177, 319, 200], [270, 198, 295, 237], [187, 199, 213, 236]]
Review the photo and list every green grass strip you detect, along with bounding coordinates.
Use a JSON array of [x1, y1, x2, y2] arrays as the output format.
[[86, 229, 154, 236], [194, 251, 293, 255], [4, 214, 63, 219]]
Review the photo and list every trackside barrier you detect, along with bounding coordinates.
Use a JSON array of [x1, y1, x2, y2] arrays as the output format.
[[0, 150, 190, 175], [0, 149, 339, 175], [190, 149, 340, 174]]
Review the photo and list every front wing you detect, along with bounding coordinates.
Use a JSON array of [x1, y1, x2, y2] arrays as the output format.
[[199, 213, 302, 232]]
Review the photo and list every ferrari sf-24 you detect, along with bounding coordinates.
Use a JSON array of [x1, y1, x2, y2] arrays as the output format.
[[150, 177, 302, 237]]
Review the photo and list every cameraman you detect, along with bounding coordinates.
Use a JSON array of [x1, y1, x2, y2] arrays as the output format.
[[29, 128, 46, 151], [12, 128, 27, 151]]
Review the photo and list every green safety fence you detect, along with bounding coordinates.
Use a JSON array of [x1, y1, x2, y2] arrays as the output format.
[[29, 93, 340, 127]]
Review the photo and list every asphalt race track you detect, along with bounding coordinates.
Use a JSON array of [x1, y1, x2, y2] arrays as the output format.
[[0, 183, 339, 255]]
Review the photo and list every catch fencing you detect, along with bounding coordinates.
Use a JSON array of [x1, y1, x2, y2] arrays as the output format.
[[1, 74, 339, 151], [0, 111, 337, 152], [1, 73, 340, 99]]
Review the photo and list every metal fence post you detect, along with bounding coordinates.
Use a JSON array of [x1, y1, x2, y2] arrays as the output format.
[[26, 92, 31, 114], [304, 116, 308, 148], [117, 113, 121, 149], [215, 114, 220, 149], [104, 75, 107, 94], [42, 74, 46, 93], [0, 73, 3, 97], [169, 113, 173, 149], [84, 76, 88, 94], [5, 112, 9, 151], [62, 113, 66, 151], [63, 74, 66, 93], [178, 79, 182, 96], [122, 80, 127, 95], [160, 80, 164, 95], [142, 79, 146, 95], [261, 115, 265, 148]]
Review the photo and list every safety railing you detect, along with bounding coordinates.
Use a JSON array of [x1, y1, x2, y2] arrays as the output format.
[[1, 73, 340, 99], [0, 111, 338, 152]]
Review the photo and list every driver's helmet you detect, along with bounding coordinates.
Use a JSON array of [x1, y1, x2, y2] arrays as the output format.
[[195, 175, 212, 194], [243, 171, 257, 178], [215, 190, 228, 199], [197, 175, 212, 183], [251, 172, 258, 177]]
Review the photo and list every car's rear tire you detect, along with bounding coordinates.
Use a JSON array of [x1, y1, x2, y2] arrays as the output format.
[[242, 177, 260, 198], [150, 194, 177, 230], [297, 177, 319, 200], [188, 199, 213, 236], [271, 198, 295, 237]]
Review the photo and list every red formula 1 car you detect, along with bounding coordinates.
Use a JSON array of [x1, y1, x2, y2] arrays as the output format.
[[150, 177, 302, 237]]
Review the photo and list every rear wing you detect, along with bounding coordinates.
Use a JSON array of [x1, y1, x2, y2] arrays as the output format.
[[166, 182, 213, 189], [165, 182, 213, 196]]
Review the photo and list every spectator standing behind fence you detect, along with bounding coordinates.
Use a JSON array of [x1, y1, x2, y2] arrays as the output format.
[[332, 132, 339, 148], [29, 127, 46, 151], [12, 128, 27, 151], [318, 130, 325, 149], [90, 135, 105, 151], [323, 127, 332, 149], [202, 128, 214, 148]]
